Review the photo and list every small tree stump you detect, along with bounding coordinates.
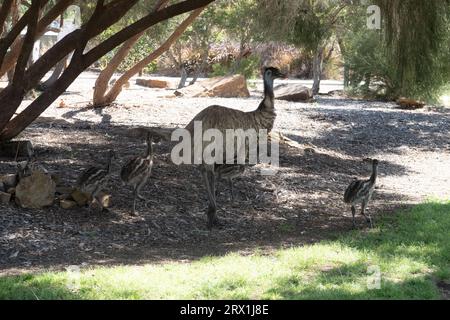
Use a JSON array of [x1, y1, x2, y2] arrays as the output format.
[[0, 140, 34, 159]]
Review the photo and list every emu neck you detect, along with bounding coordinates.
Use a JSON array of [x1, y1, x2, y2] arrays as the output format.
[[370, 164, 378, 183], [257, 76, 275, 112], [145, 140, 153, 158]]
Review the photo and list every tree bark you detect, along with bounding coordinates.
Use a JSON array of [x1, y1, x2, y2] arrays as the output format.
[[177, 65, 188, 89], [312, 46, 324, 96], [0, 0, 74, 78], [0, 0, 214, 141], [0, 0, 14, 37], [337, 36, 349, 88], [38, 55, 68, 90], [96, 7, 205, 106], [93, 0, 170, 106]]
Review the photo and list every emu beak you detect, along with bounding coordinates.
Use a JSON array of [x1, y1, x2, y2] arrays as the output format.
[[278, 72, 288, 79]]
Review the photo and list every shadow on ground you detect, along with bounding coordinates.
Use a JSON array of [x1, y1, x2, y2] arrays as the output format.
[[1, 101, 444, 273]]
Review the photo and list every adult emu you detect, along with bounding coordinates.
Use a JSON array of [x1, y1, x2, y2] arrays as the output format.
[[185, 67, 285, 229]]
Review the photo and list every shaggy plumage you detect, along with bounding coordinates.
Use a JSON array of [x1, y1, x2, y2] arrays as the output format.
[[77, 150, 115, 210], [344, 159, 379, 228], [185, 66, 286, 229], [120, 133, 156, 215], [216, 163, 246, 200]]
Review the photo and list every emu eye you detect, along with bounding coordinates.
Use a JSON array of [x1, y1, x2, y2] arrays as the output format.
[[266, 70, 272, 76]]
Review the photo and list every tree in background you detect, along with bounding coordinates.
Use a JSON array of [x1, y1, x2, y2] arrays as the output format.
[[93, 5, 205, 106], [340, 0, 450, 102], [164, 0, 261, 86], [0, 0, 215, 141], [378, 0, 450, 101], [257, 0, 351, 95]]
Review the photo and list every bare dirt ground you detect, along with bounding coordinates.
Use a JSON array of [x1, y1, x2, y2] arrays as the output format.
[[1, 72, 450, 275]]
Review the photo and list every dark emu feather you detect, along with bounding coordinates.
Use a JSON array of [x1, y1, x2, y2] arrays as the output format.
[[120, 133, 157, 215]]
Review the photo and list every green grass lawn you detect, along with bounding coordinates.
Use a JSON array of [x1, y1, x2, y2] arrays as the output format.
[[1, 200, 449, 300]]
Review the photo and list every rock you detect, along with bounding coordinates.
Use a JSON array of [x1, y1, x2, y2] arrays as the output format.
[[71, 189, 90, 206], [15, 170, 56, 209], [60, 199, 77, 210], [0, 182, 4, 192], [274, 84, 313, 102], [0, 174, 17, 189], [136, 78, 167, 89], [174, 75, 250, 98], [0, 191, 11, 204], [396, 97, 425, 109]]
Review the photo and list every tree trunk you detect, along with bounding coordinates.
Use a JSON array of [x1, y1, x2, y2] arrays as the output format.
[[190, 45, 209, 85], [337, 36, 349, 88], [92, 0, 170, 106], [98, 7, 204, 106], [0, 0, 14, 37], [38, 55, 69, 90], [312, 46, 324, 96], [177, 65, 188, 89], [0, 0, 74, 78], [92, 33, 142, 106], [0, 0, 214, 141]]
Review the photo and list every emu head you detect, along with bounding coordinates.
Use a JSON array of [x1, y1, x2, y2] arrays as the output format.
[[262, 67, 286, 81]]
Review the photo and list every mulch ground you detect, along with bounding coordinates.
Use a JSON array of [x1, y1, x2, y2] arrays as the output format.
[[1, 76, 449, 275]]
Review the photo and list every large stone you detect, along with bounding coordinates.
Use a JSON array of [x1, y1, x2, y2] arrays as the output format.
[[136, 78, 168, 89], [174, 75, 250, 98], [274, 83, 313, 102], [15, 170, 56, 209]]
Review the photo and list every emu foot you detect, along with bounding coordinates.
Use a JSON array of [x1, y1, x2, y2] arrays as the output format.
[[129, 209, 138, 216], [207, 218, 223, 230], [206, 207, 222, 230]]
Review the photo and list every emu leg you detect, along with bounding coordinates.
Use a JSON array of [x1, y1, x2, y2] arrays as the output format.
[[208, 170, 220, 226], [136, 179, 147, 201], [361, 200, 373, 228], [131, 188, 138, 216], [229, 178, 235, 201], [351, 205, 356, 228], [201, 168, 219, 229]]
